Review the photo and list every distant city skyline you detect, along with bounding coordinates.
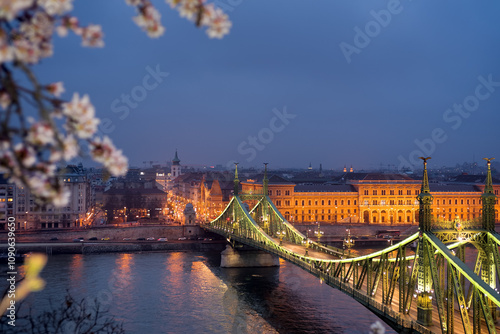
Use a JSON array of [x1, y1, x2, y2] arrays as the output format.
[[40, 1, 500, 170]]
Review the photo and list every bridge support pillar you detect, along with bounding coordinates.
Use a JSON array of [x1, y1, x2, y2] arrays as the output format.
[[417, 292, 433, 326], [221, 245, 280, 268]]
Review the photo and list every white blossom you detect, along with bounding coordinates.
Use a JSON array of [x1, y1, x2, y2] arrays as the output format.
[[81, 24, 104, 47], [62, 93, 99, 138], [177, 0, 199, 21], [0, 91, 11, 109], [0, 0, 34, 21], [51, 187, 70, 207], [203, 5, 231, 39], [62, 134, 78, 160], [37, 0, 73, 16], [47, 81, 65, 97], [69, 117, 99, 139], [14, 143, 37, 168], [13, 38, 40, 64], [57, 16, 79, 37], [132, 4, 165, 38], [26, 121, 56, 146], [90, 136, 128, 176], [125, 0, 143, 6], [20, 11, 54, 43], [62, 93, 96, 121]]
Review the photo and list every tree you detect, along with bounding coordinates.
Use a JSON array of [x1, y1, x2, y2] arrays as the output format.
[[0, 293, 125, 334], [0, 0, 231, 207]]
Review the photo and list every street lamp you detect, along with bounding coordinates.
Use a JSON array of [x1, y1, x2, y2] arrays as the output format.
[[343, 228, 355, 255], [314, 222, 324, 244], [277, 230, 285, 246], [303, 238, 312, 256]]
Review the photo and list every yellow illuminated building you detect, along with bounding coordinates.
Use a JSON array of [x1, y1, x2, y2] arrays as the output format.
[[171, 172, 499, 226]]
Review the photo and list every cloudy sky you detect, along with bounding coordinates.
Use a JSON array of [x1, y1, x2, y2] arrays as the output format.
[[38, 0, 500, 170]]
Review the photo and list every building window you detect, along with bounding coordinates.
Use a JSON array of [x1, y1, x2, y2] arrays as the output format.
[[295, 200, 298, 206], [328, 200, 331, 205], [415, 190, 419, 195], [390, 190, 394, 195], [455, 199, 458, 205], [495, 190, 499, 195], [276, 190, 281, 196], [381, 190, 386, 195], [335, 200, 338, 206], [449, 200, 452, 205], [407, 190, 411, 195], [364, 190, 369, 195], [321, 200, 324, 205], [373, 190, 377, 195], [341, 200, 344, 205], [354, 200, 357, 205], [390, 200, 394, 205], [398, 190, 403, 195], [276, 200, 282, 206], [308, 200, 311, 206], [268, 190, 273, 196], [347, 200, 351, 205], [285, 190, 290, 196], [373, 200, 378, 205]]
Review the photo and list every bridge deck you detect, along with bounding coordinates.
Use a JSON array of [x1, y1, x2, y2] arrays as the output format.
[[260, 237, 500, 333]]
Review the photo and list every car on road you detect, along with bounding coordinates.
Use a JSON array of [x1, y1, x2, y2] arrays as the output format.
[[73, 238, 84, 242], [50, 237, 58, 241], [88, 237, 98, 241], [178, 237, 187, 241], [146, 237, 155, 241], [157, 237, 168, 242], [101, 237, 110, 241], [136, 237, 146, 241], [360, 236, 369, 240], [123, 238, 131, 241], [383, 235, 392, 239]]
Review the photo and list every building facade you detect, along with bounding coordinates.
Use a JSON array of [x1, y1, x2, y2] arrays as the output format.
[[13, 164, 91, 230]]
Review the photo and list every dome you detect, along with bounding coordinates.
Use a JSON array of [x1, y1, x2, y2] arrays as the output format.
[[184, 203, 195, 214]]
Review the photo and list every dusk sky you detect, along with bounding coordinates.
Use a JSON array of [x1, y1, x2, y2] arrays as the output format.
[[38, 0, 500, 170]]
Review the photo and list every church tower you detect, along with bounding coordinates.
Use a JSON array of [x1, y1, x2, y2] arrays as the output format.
[[171, 150, 182, 178]]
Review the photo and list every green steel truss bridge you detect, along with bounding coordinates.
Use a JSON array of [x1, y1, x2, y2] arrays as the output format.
[[202, 159, 500, 333]]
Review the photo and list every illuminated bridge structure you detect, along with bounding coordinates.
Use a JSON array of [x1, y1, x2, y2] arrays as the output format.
[[202, 159, 500, 334]]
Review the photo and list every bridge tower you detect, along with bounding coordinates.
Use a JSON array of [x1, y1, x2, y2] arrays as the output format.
[[233, 162, 239, 196], [416, 157, 433, 326], [262, 163, 270, 234], [482, 158, 496, 232], [481, 158, 498, 320]]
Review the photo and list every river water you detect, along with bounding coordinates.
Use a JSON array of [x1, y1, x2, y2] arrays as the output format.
[[2, 251, 397, 334]]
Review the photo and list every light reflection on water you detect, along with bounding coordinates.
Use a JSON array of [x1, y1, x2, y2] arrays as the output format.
[[2, 251, 400, 334]]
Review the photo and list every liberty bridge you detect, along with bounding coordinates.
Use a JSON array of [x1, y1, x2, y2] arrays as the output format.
[[202, 158, 500, 333]]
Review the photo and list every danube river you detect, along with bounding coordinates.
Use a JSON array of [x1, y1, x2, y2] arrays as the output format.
[[3, 251, 397, 334]]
